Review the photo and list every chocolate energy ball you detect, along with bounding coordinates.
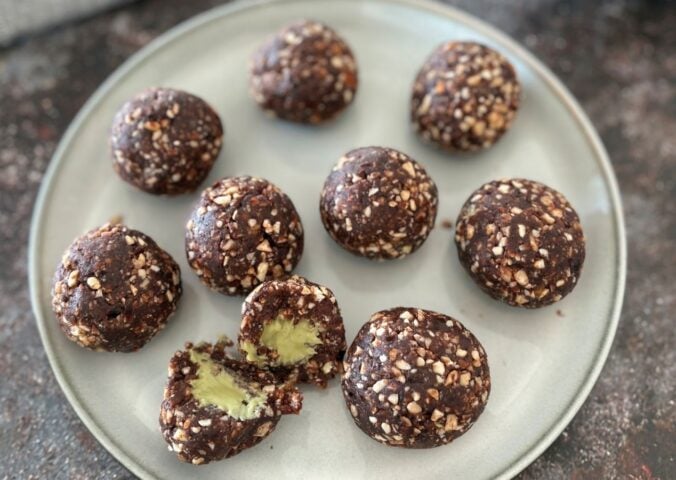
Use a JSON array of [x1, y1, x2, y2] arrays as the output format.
[[111, 87, 223, 195], [319, 147, 438, 259], [411, 41, 521, 152], [160, 340, 302, 464], [51, 223, 182, 352], [342, 307, 490, 448], [455, 178, 585, 308], [185, 176, 304, 296], [239, 275, 346, 388], [249, 19, 358, 124]]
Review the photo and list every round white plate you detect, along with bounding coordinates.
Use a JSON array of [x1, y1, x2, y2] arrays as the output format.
[[29, 0, 626, 478]]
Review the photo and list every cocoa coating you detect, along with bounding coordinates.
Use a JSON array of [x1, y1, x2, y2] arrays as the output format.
[[319, 146, 438, 259], [51, 223, 182, 352], [185, 176, 304, 296], [159, 341, 302, 465], [111, 87, 223, 195], [342, 307, 490, 448], [249, 19, 358, 124], [411, 41, 521, 152], [238, 275, 347, 388], [454, 178, 585, 307]]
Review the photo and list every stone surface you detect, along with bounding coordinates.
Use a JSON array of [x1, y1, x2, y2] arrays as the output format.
[[0, 0, 673, 478]]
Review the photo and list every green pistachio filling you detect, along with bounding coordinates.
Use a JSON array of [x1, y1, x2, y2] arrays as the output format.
[[242, 317, 322, 366], [189, 350, 267, 420]]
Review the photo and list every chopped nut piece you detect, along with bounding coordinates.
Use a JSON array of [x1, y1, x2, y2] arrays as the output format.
[[432, 361, 445, 375], [444, 414, 458, 431], [431, 409, 444, 422], [395, 359, 411, 370], [372, 379, 388, 393], [514, 270, 529, 286], [67, 270, 79, 287]]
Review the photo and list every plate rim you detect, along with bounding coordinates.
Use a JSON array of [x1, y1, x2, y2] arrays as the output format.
[[28, 0, 627, 478]]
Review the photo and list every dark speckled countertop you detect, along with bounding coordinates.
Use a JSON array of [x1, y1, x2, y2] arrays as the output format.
[[0, 0, 674, 478]]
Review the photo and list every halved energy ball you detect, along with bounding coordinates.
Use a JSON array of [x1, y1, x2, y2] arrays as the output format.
[[160, 340, 302, 465], [411, 41, 521, 152], [111, 87, 223, 194], [51, 223, 182, 352], [249, 19, 358, 124], [342, 307, 490, 448], [454, 178, 585, 307], [185, 176, 304, 295], [239, 275, 347, 387], [319, 146, 438, 259]]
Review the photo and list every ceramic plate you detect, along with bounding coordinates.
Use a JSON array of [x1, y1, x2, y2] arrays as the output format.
[[29, 0, 626, 478]]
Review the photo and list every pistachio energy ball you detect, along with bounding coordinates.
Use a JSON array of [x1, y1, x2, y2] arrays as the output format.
[[454, 178, 585, 307], [249, 19, 358, 124], [111, 87, 223, 194], [411, 41, 521, 152], [319, 146, 438, 260], [342, 307, 491, 448], [51, 223, 182, 352], [239, 275, 346, 388], [160, 341, 302, 464], [185, 176, 304, 296]]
